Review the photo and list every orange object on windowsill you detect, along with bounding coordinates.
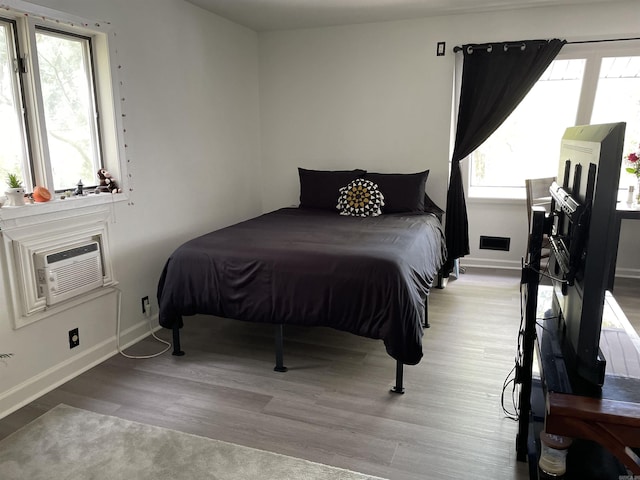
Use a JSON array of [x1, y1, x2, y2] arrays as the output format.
[[32, 186, 52, 203]]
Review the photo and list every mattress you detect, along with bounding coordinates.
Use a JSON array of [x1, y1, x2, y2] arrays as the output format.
[[157, 207, 446, 365]]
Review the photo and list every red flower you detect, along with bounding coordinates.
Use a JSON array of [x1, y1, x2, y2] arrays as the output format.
[[629, 152, 639, 163]]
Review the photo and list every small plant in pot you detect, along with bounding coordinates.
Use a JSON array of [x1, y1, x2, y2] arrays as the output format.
[[5, 173, 26, 206]]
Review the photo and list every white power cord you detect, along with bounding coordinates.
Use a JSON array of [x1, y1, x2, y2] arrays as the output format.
[[115, 288, 171, 359]]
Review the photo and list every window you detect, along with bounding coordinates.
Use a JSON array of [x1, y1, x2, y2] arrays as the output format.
[[466, 42, 640, 198], [0, 19, 29, 188], [35, 28, 102, 191], [590, 56, 640, 174], [0, 3, 124, 200]]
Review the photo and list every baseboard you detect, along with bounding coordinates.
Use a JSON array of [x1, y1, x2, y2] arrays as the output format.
[[459, 257, 640, 279], [458, 257, 523, 271], [0, 316, 161, 420], [613, 266, 640, 279]]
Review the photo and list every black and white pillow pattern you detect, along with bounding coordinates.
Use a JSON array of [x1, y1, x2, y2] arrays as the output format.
[[337, 178, 385, 217]]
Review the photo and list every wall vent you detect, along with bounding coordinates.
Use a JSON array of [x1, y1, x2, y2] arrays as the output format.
[[479, 235, 511, 251]]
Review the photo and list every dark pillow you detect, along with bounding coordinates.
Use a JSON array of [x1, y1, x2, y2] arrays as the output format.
[[337, 179, 385, 217], [298, 168, 366, 210], [364, 170, 429, 213], [423, 192, 444, 218]]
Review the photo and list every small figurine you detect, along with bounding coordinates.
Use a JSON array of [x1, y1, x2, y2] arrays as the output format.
[[74, 180, 84, 196], [95, 169, 122, 194]]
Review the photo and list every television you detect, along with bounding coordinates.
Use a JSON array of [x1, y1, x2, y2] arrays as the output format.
[[547, 122, 626, 388]]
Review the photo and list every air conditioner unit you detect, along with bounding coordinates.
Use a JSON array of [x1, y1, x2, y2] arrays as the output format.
[[35, 241, 104, 306]]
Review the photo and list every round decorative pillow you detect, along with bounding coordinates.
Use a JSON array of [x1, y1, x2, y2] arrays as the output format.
[[337, 178, 385, 217]]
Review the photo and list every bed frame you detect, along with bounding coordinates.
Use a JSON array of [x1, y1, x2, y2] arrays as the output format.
[[159, 207, 444, 394], [170, 322, 412, 393]]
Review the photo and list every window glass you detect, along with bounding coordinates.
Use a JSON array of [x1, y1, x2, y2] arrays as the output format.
[[590, 56, 640, 189], [35, 29, 101, 191], [0, 5, 124, 211], [470, 59, 585, 190], [0, 21, 29, 188]]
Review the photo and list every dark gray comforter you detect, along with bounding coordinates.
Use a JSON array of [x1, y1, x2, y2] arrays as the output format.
[[157, 207, 446, 365]]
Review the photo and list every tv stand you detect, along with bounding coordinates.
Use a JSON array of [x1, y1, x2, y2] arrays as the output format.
[[517, 123, 639, 478], [517, 208, 640, 478], [519, 287, 640, 477]]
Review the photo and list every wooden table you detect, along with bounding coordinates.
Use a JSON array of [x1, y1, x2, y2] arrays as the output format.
[[545, 392, 640, 474]]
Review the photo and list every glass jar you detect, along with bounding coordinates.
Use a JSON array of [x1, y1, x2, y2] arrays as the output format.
[[539, 431, 572, 477]]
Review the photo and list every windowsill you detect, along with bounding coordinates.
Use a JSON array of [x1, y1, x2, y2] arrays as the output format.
[[468, 187, 633, 205], [467, 186, 526, 203], [0, 192, 128, 225]]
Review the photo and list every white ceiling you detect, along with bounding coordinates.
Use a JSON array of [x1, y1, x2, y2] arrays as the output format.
[[185, 0, 627, 32]]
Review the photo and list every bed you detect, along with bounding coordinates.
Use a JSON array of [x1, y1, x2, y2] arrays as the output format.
[[157, 168, 446, 392]]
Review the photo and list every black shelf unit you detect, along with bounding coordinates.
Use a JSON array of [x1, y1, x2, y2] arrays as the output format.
[[516, 208, 629, 479]]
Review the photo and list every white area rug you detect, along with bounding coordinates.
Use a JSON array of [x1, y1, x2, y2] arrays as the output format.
[[0, 404, 386, 479]]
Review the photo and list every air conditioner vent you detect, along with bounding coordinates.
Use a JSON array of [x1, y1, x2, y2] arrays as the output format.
[[45, 242, 99, 264], [35, 241, 104, 305], [53, 256, 102, 296]]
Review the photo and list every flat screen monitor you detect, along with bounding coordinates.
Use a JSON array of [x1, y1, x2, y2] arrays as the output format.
[[548, 122, 626, 388]]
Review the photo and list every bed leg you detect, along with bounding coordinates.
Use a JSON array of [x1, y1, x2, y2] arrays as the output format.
[[172, 326, 185, 356], [423, 298, 430, 329], [390, 360, 405, 394], [274, 324, 288, 372]]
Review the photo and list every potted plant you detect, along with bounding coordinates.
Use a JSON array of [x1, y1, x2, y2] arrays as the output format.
[[5, 173, 26, 206], [625, 144, 640, 204]]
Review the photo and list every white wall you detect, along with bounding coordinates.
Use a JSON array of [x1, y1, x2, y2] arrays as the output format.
[[259, 19, 454, 213], [258, 0, 640, 272], [0, 0, 261, 416]]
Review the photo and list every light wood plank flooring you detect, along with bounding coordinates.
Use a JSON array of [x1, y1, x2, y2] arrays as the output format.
[[1, 268, 637, 479], [612, 276, 640, 334]]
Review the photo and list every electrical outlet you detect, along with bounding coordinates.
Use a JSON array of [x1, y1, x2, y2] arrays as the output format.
[[69, 328, 79, 349], [141, 296, 150, 316]]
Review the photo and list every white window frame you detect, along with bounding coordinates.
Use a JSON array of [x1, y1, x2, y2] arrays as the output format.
[[27, 25, 103, 191], [461, 40, 640, 202], [0, 0, 127, 221]]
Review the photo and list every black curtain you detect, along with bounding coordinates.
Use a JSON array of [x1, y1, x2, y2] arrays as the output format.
[[443, 39, 566, 276]]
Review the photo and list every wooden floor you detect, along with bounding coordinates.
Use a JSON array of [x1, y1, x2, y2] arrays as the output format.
[[1, 268, 638, 479], [612, 276, 640, 334]]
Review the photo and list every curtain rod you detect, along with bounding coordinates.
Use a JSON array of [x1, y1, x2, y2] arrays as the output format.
[[453, 40, 544, 54], [453, 43, 516, 53], [567, 36, 640, 45], [453, 36, 640, 53]]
